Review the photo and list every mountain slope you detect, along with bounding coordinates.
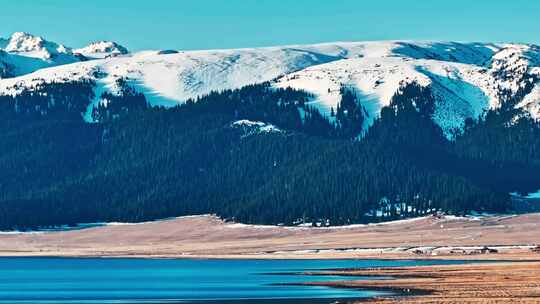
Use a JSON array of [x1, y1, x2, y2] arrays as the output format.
[[3, 82, 530, 230], [1, 38, 539, 135], [276, 43, 540, 137], [1, 35, 540, 229]]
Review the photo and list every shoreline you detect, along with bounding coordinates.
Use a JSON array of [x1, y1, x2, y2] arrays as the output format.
[[0, 214, 539, 260], [303, 260, 540, 303], [1, 250, 539, 302], [2, 213, 538, 302], [3, 255, 538, 303], [0, 249, 538, 261]]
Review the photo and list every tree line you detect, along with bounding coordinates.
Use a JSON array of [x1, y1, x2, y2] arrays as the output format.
[[0, 79, 538, 230]]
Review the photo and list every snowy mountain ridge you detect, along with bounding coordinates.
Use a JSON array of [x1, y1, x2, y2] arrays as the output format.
[[74, 41, 129, 59], [0, 32, 127, 78], [1, 33, 539, 137], [4, 32, 72, 59]]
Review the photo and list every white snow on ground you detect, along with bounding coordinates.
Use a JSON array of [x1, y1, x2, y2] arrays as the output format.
[[231, 120, 282, 136], [274, 57, 434, 131], [225, 215, 480, 231], [519, 83, 540, 120], [77, 47, 344, 107], [0, 60, 100, 95], [274, 50, 537, 137], [0, 230, 44, 235], [1, 38, 540, 135], [232, 120, 268, 127], [232, 119, 281, 131], [225, 223, 279, 230], [0, 214, 513, 234]]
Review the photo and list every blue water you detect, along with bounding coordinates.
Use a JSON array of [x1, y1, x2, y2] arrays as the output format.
[[0, 258, 470, 304]]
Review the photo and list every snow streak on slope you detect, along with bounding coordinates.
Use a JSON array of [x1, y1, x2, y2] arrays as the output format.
[[519, 83, 540, 120], [275, 57, 433, 130], [275, 56, 497, 136]]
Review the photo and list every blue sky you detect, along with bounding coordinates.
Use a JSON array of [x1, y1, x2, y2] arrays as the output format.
[[1, 0, 539, 51]]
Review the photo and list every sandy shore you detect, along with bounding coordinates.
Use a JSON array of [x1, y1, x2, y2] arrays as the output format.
[[303, 261, 540, 303], [2, 214, 540, 302], [1, 214, 540, 259]]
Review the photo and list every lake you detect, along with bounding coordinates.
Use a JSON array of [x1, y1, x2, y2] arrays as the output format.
[[0, 258, 470, 303]]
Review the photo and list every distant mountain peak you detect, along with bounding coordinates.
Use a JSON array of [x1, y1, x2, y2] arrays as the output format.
[[4, 32, 72, 59], [75, 41, 128, 58], [0, 32, 87, 78]]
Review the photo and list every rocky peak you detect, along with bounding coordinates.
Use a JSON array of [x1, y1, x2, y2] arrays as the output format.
[[4, 32, 72, 59], [75, 41, 128, 58]]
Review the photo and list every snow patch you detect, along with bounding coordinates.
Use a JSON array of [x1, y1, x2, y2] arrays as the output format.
[[232, 120, 281, 135], [517, 83, 540, 120]]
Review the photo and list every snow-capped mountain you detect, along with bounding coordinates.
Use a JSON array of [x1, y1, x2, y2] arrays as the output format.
[[4, 32, 69, 57], [275, 42, 540, 136], [1, 33, 539, 137], [2, 31, 84, 64], [0, 32, 85, 78], [75, 41, 128, 59]]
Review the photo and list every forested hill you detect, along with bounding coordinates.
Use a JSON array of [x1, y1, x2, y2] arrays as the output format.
[[0, 79, 539, 230]]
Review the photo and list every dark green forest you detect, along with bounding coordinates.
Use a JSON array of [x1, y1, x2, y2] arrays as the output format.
[[0, 79, 539, 230]]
